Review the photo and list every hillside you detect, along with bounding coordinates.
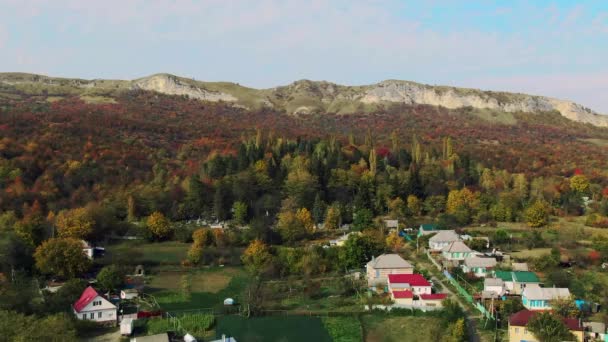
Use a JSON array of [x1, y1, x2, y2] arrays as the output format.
[[1, 72, 607, 127]]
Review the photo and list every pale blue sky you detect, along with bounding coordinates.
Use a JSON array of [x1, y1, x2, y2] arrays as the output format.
[[1, 0, 607, 112]]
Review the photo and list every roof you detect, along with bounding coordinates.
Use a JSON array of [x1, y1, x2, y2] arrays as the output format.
[[73, 286, 100, 313], [509, 310, 583, 331], [420, 293, 448, 300], [512, 271, 540, 283], [494, 270, 512, 281], [522, 284, 570, 300], [420, 224, 439, 230], [367, 254, 413, 269], [464, 256, 497, 268], [388, 274, 431, 287], [429, 230, 460, 243], [392, 290, 414, 299], [484, 278, 504, 287], [493, 271, 540, 283], [442, 241, 472, 253]]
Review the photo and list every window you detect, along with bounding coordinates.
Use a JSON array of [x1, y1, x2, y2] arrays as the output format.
[[514, 328, 519, 334], [90, 313, 94, 319], [98, 312, 102, 318], [375, 270, 379, 277], [82, 314, 86, 320]]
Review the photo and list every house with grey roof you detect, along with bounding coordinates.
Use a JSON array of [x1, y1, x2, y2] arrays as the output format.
[[483, 277, 505, 296], [428, 230, 461, 251], [441, 241, 473, 264], [366, 254, 414, 287], [461, 256, 497, 277], [521, 284, 571, 311]]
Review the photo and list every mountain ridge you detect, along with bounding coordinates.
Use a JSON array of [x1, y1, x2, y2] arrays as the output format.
[[1, 72, 607, 127]]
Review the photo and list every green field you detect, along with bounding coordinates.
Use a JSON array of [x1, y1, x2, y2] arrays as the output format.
[[215, 316, 333, 342], [104, 241, 189, 266], [149, 267, 248, 311], [363, 316, 445, 342]]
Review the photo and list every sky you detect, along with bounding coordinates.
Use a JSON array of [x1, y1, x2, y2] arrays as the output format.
[[2, 0, 608, 112]]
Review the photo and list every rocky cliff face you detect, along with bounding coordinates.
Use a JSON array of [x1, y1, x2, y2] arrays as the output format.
[[1, 72, 607, 127], [132, 74, 237, 102], [359, 80, 608, 126]]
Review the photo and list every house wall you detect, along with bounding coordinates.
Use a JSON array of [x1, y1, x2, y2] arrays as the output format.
[[420, 299, 443, 307], [366, 266, 414, 286], [392, 296, 414, 305], [74, 308, 117, 322], [522, 297, 550, 311], [508, 325, 583, 342], [442, 251, 471, 261], [484, 285, 504, 295]]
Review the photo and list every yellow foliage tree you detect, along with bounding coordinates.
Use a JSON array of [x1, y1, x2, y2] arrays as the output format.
[[55, 207, 94, 240], [525, 200, 549, 228], [241, 239, 272, 276], [34, 238, 91, 279], [295, 208, 314, 234], [385, 231, 404, 252], [324, 204, 341, 230], [407, 195, 421, 216], [570, 174, 590, 193], [446, 188, 477, 214], [146, 211, 173, 239]]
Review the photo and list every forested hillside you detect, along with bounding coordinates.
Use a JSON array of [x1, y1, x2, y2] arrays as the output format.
[[1, 90, 608, 241]]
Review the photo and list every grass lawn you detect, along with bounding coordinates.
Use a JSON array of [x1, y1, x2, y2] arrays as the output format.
[[510, 248, 552, 259], [214, 315, 333, 342], [148, 267, 248, 311], [104, 241, 189, 266], [363, 315, 445, 342]]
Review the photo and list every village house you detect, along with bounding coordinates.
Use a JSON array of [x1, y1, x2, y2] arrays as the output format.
[[461, 256, 497, 277], [419, 293, 448, 307], [73, 286, 117, 324], [366, 254, 414, 287], [508, 309, 584, 342], [493, 271, 541, 295], [521, 284, 571, 311], [441, 241, 473, 264], [428, 230, 460, 252], [384, 219, 399, 230], [391, 289, 414, 305], [583, 322, 606, 342], [483, 278, 505, 297], [387, 273, 432, 296]]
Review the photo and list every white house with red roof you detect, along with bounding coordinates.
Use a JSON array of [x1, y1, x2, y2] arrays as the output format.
[[387, 274, 432, 296], [73, 286, 117, 323], [419, 293, 448, 307], [391, 289, 414, 305]]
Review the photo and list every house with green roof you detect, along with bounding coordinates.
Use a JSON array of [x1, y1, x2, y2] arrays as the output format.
[[493, 271, 541, 295], [418, 224, 440, 236]]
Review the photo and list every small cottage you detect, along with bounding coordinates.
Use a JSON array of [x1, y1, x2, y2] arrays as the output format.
[[508, 309, 584, 342], [387, 273, 432, 296], [428, 230, 461, 252], [441, 241, 473, 263], [521, 284, 571, 311], [461, 256, 497, 277], [366, 254, 414, 287], [73, 286, 117, 324]]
